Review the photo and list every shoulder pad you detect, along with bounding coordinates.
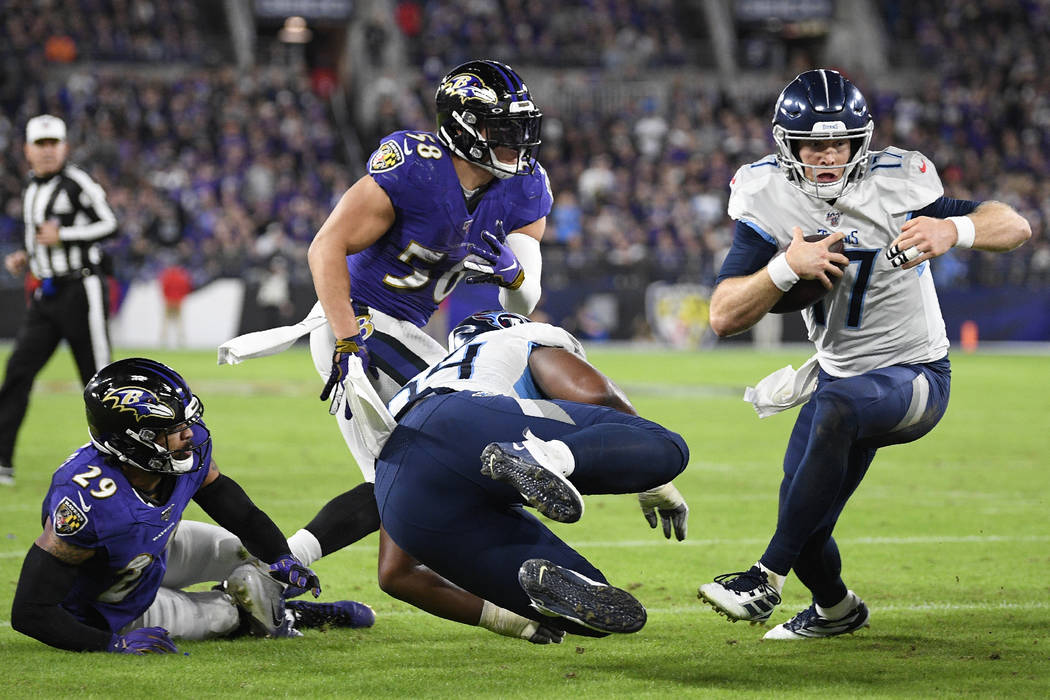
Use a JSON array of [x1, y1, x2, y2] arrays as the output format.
[[505, 323, 586, 360], [368, 130, 450, 203], [863, 148, 943, 213], [728, 157, 781, 221]]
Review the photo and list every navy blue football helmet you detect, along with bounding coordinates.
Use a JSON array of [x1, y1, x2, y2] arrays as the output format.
[[435, 59, 542, 180], [772, 69, 874, 199], [84, 358, 210, 474], [448, 310, 531, 349]]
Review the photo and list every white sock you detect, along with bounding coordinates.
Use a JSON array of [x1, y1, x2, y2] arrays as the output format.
[[757, 561, 787, 594], [287, 529, 323, 566], [816, 590, 857, 620]]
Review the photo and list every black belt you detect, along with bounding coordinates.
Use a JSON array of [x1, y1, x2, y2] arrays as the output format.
[[43, 268, 96, 283]]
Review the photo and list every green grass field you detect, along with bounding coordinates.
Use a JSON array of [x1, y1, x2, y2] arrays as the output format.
[[1, 345, 1048, 698]]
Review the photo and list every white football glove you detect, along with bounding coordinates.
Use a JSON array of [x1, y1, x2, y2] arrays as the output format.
[[478, 600, 565, 645], [638, 482, 689, 541]]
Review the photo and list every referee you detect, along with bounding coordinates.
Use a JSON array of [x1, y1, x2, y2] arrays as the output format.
[[0, 115, 117, 486]]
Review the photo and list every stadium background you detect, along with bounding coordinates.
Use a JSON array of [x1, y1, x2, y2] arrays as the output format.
[[1, 0, 1049, 349]]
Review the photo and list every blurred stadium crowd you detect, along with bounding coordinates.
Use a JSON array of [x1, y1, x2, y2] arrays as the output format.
[[1, 0, 1048, 327]]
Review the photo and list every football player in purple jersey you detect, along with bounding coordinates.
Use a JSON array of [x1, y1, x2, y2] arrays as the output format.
[[307, 58, 550, 479], [216, 61, 556, 642], [10, 358, 372, 654], [277, 60, 552, 578]]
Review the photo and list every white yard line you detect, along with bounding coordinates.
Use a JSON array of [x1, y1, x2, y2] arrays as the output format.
[[6, 533, 1046, 559]]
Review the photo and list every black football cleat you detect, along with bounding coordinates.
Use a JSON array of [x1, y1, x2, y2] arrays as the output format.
[[518, 558, 646, 634]]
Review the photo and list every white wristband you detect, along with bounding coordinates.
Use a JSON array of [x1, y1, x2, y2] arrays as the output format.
[[948, 216, 975, 248], [767, 253, 799, 291], [478, 600, 535, 639]]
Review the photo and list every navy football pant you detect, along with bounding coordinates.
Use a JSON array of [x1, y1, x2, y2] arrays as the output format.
[[374, 391, 689, 637], [761, 358, 951, 606]]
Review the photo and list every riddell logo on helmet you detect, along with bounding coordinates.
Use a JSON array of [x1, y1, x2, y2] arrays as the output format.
[[441, 74, 498, 105], [102, 387, 176, 422]]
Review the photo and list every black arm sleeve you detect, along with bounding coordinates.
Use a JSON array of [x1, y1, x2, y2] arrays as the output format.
[[193, 473, 290, 564], [11, 545, 112, 652], [913, 196, 980, 219]]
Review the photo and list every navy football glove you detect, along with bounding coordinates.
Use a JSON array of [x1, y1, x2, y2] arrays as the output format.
[[269, 554, 321, 598], [464, 227, 525, 290], [109, 626, 178, 655], [638, 483, 689, 541]]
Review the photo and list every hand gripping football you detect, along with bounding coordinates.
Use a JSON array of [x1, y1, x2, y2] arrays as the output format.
[[769, 234, 847, 314]]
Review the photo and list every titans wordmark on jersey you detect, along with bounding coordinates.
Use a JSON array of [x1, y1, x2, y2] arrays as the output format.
[[356, 130, 553, 328], [729, 147, 949, 376]]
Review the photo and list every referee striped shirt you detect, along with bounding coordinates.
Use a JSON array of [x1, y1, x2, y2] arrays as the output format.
[[22, 164, 117, 279]]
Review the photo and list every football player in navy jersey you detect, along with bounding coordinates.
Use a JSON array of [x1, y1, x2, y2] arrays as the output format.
[[696, 69, 1030, 639], [374, 312, 690, 639], [271, 60, 553, 572], [9, 358, 373, 654]]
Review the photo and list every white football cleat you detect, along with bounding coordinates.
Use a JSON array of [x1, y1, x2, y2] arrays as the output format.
[[698, 566, 782, 623]]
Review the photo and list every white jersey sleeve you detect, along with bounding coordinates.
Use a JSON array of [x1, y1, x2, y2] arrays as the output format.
[[728, 149, 950, 376], [387, 323, 585, 418]]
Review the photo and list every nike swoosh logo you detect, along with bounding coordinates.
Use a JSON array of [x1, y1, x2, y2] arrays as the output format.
[[77, 492, 92, 513], [512, 442, 525, 450], [537, 565, 547, 585], [919, 160, 927, 173]]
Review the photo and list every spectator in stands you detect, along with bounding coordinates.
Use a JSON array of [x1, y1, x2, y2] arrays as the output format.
[[159, 260, 193, 348]]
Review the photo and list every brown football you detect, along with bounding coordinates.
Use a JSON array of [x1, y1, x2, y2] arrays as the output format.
[[768, 234, 847, 314]]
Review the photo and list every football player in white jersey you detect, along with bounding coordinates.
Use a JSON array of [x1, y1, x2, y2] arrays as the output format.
[[697, 69, 1030, 639]]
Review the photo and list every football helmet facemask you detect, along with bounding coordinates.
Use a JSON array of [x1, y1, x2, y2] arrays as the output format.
[[448, 310, 531, 350], [435, 59, 542, 180], [772, 69, 874, 199], [84, 358, 210, 474]]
